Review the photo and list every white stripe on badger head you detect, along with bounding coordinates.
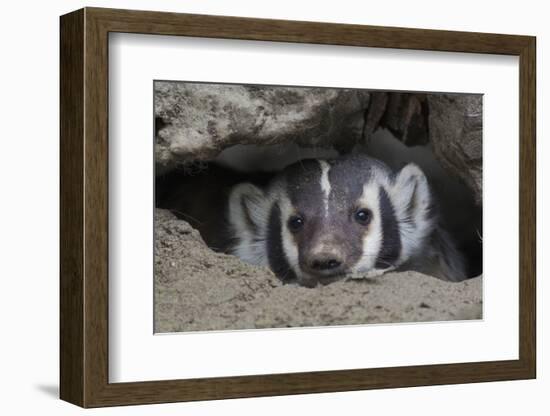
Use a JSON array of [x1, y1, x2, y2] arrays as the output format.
[[351, 183, 383, 274], [318, 160, 332, 217], [278, 194, 301, 278]]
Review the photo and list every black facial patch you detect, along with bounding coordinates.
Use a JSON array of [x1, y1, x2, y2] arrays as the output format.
[[327, 155, 378, 204], [284, 159, 325, 215], [267, 203, 296, 282], [375, 186, 401, 269], [424, 196, 439, 221]]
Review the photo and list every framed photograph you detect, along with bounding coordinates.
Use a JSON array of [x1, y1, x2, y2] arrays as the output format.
[[60, 7, 536, 408]]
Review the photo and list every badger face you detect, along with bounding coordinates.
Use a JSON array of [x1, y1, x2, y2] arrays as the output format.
[[228, 155, 436, 287]]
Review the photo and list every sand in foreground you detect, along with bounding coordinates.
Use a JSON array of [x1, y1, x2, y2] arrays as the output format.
[[154, 209, 482, 333]]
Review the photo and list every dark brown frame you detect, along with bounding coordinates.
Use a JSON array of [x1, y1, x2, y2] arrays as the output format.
[[60, 7, 536, 408]]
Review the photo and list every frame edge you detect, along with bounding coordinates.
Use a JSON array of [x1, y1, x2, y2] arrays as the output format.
[[60, 8, 86, 408], [518, 36, 537, 379], [86, 6, 532, 55]]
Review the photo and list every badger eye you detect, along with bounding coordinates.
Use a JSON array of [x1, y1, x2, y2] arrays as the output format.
[[287, 215, 305, 232], [354, 208, 372, 225]]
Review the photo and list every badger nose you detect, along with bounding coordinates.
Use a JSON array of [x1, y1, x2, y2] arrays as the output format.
[[308, 254, 343, 273]]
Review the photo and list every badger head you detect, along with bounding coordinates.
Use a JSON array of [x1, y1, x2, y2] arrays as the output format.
[[228, 154, 436, 287]]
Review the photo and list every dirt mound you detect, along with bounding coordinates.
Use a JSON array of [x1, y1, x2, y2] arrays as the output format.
[[155, 209, 482, 333]]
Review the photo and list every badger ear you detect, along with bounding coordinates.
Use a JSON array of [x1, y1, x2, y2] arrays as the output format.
[[391, 163, 433, 226], [228, 183, 269, 235]]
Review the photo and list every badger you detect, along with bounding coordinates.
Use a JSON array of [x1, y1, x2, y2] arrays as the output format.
[[227, 154, 467, 287]]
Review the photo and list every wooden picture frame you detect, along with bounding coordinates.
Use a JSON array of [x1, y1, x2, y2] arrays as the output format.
[[60, 7, 536, 408]]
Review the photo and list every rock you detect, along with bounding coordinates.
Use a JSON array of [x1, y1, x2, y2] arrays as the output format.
[[155, 81, 482, 204], [363, 92, 388, 139], [379, 93, 429, 146], [427, 94, 483, 204], [155, 82, 370, 174]]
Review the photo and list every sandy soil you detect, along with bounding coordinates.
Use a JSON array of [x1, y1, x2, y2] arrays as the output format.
[[154, 209, 482, 333]]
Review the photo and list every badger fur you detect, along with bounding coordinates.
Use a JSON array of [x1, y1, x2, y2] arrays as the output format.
[[228, 154, 467, 287]]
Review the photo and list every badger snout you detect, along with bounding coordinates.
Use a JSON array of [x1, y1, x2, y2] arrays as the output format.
[[307, 253, 344, 274], [301, 244, 348, 280]]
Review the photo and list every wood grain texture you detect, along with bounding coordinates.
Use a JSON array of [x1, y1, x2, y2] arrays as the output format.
[[88, 7, 532, 54], [518, 38, 536, 376], [83, 9, 110, 406], [59, 9, 84, 406], [59, 7, 537, 408]]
